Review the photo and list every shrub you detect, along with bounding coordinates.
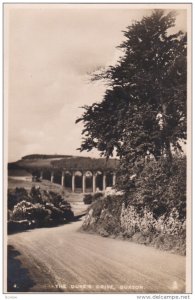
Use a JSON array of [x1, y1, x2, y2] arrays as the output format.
[[93, 192, 104, 201], [48, 191, 63, 207], [83, 194, 93, 204], [8, 187, 74, 232], [8, 188, 30, 210], [37, 190, 49, 204], [83, 192, 104, 205], [8, 220, 30, 234], [82, 195, 123, 235], [30, 186, 42, 204], [12, 201, 34, 221], [59, 199, 72, 211], [29, 205, 51, 226], [63, 209, 74, 221], [129, 156, 186, 221], [47, 205, 64, 222], [12, 201, 51, 226]]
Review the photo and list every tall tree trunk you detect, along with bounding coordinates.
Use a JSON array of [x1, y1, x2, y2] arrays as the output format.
[[165, 139, 172, 162], [161, 103, 172, 163]]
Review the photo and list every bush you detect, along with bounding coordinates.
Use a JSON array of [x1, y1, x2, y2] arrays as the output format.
[[8, 188, 30, 210], [63, 209, 74, 221], [93, 192, 104, 201], [82, 195, 123, 235], [12, 201, 35, 221], [12, 201, 51, 226], [129, 156, 186, 221], [8, 187, 74, 232], [59, 199, 72, 211], [8, 220, 30, 234], [83, 194, 93, 204], [83, 192, 104, 205], [30, 186, 42, 204], [48, 191, 63, 207], [47, 205, 64, 222]]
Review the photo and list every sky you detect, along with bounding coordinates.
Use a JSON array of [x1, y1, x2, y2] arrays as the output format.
[[5, 4, 187, 162]]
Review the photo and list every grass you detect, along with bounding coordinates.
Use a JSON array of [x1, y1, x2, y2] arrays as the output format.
[[8, 177, 64, 194], [8, 169, 32, 177]]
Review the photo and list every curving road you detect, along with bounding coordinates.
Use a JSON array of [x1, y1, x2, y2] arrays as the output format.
[[8, 219, 186, 293]]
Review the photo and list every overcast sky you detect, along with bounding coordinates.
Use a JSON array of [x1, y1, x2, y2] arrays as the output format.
[[6, 4, 187, 162]]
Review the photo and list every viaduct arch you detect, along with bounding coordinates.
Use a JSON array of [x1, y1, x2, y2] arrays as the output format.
[[32, 156, 118, 193]]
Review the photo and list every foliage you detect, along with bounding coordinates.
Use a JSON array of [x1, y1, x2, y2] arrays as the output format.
[[30, 186, 43, 204], [46, 190, 64, 207], [83, 187, 186, 254], [52, 156, 118, 171], [12, 201, 51, 224], [120, 204, 186, 254], [83, 192, 104, 204], [130, 156, 186, 220], [82, 156, 186, 254], [83, 194, 93, 204], [63, 209, 74, 221], [8, 188, 30, 210], [93, 192, 104, 200], [121, 204, 185, 237], [8, 220, 30, 234], [83, 195, 123, 236], [76, 10, 187, 187], [8, 186, 74, 233]]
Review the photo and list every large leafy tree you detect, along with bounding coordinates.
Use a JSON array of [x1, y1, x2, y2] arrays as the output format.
[[76, 10, 187, 173]]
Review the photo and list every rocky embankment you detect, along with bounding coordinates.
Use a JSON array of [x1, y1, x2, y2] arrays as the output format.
[[82, 195, 186, 255]]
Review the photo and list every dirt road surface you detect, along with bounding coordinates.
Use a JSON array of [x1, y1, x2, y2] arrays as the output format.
[[8, 219, 186, 293]]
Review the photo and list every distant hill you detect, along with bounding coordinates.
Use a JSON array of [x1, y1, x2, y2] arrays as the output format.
[[8, 154, 119, 175]]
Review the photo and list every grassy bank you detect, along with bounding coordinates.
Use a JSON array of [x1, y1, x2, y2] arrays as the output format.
[[8, 177, 64, 194]]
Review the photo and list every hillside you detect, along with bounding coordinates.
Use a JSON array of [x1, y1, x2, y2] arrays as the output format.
[[8, 154, 119, 174]]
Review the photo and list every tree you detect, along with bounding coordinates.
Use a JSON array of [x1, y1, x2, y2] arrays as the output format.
[[76, 10, 187, 174]]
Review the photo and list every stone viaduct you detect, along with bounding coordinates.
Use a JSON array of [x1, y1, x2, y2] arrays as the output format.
[[30, 156, 119, 193]]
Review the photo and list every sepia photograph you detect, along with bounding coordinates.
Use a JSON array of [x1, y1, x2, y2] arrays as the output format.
[[3, 2, 192, 294]]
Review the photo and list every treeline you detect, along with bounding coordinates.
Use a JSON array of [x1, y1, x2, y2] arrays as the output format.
[[22, 154, 71, 160], [52, 156, 118, 171]]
